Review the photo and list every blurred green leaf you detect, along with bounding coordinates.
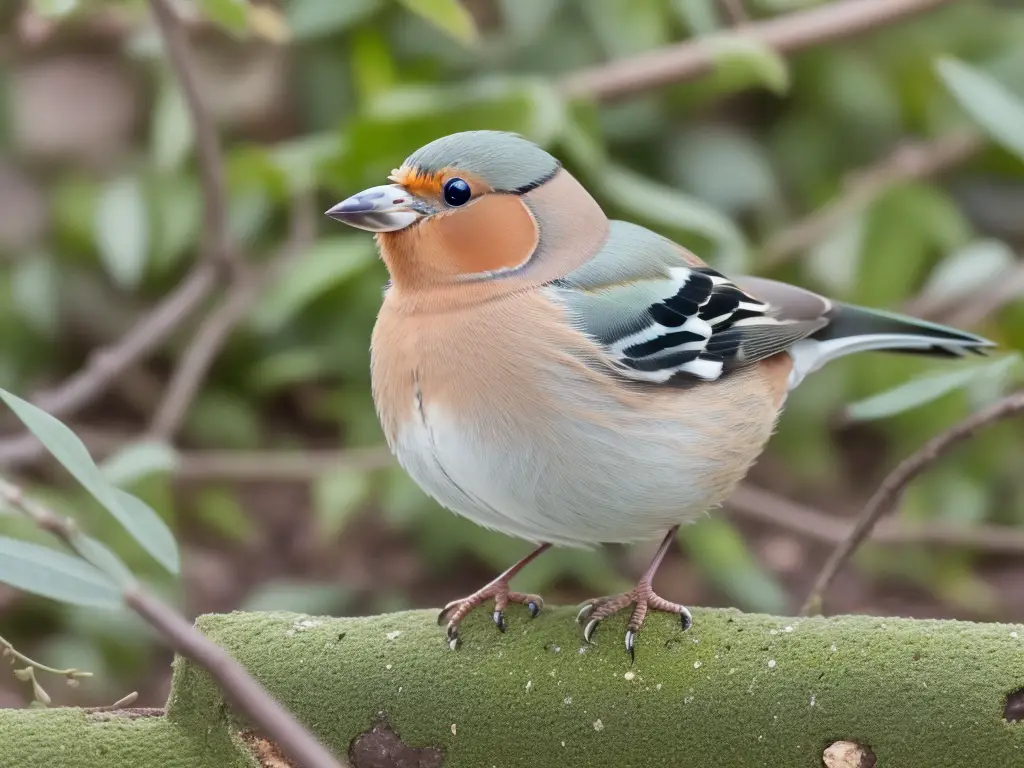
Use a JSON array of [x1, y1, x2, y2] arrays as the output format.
[[0, 389, 180, 575], [31, 0, 78, 17], [193, 488, 254, 544], [185, 391, 261, 450], [197, 0, 249, 35], [248, 236, 376, 334], [917, 239, 1015, 308], [582, 0, 670, 58], [396, 0, 478, 46], [152, 175, 202, 273], [708, 34, 791, 95], [287, 0, 382, 41], [0, 537, 121, 610], [69, 532, 136, 588], [937, 57, 1024, 163], [594, 163, 748, 272], [498, 0, 564, 42], [671, 0, 721, 36], [11, 255, 60, 337], [313, 469, 372, 538], [806, 213, 865, 297], [241, 579, 348, 614], [100, 442, 180, 488], [680, 518, 787, 614], [151, 76, 193, 173], [94, 176, 149, 291], [845, 355, 1021, 423]]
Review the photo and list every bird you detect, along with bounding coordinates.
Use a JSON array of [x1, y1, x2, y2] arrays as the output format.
[[325, 130, 994, 658]]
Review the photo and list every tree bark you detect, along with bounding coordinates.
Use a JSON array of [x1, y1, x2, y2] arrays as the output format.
[[2, 606, 1023, 767]]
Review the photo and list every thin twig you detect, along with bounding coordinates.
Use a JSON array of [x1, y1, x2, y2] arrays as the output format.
[[719, 0, 749, 25], [761, 130, 982, 268], [800, 390, 1024, 616], [148, 0, 238, 275], [0, 476, 345, 768], [729, 484, 1024, 554], [148, 196, 318, 440], [560, 0, 959, 101], [0, 266, 219, 467]]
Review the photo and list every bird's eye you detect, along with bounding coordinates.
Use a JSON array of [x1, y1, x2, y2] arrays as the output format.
[[442, 178, 472, 207]]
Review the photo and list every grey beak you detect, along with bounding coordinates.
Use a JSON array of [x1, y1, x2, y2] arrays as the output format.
[[325, 184, 422, 232]]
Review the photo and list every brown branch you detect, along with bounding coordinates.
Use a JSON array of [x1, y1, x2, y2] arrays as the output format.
[[729, 484, 1024, 554], [761, 130, 982, 269], [719, 0, 749, 25], [147, 196, 318, 441], [148, 0, 238, 275], [559, 0, 959, 101], [0, 475, 345, 768], [800, 389, 1024, 616]]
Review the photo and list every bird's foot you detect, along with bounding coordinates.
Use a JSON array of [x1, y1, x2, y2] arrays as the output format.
[[576, 581, 692, 661], [437, 581, 543, 650]]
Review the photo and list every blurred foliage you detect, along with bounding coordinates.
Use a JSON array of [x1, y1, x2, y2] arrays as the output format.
[[0, 0, 1023, 707]]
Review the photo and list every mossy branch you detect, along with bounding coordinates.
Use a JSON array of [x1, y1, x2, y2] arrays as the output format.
[[2, 607, 1023, 767]]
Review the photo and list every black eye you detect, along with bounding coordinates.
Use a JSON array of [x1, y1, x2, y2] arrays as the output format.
[[442, 178, 472, 207]]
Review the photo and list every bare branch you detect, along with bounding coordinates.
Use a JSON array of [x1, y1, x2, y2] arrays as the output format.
[[800, 389, 1024, 616], [560, 0, 960, 101], [148, 0, 238, 275], [729, 484, 1024, 554], [761, 130, 982, 269], [0, 476, 345, 768], [148, 197, 318, 441]]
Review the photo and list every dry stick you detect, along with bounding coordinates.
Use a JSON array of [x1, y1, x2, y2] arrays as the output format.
[[729, 484, 1024, 554], [148, 196, 317, 440], [0, 476, 345, 768], [560, 0, 959, 101], [800, 389, 1024, 616], [761, 130, 983, 269], [148, 0, 237, 276]]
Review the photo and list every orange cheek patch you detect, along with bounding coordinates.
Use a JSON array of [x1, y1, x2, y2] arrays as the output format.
[[425, 195, 539, 276]]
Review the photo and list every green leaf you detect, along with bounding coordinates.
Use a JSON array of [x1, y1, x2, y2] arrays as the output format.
[[100, 442, 180, 488], [845, 355, 1022, 422], [707, 34, 791, 95], [197, 0, 249, 35], [936, 57, 1024, 163], [248, 236, 377, 334], [193, 488, 254, 544], [671, 0, 721, 35], [11, 255, 60, 337], [594, 163, 748, 272], [151, 76, 194, 172], [917, 239, 1015, 308], [0, 389, 180, 575], [395, 0, 479, 46], [0, 537, 121, 610], [31, 0, 78, 17], [94, 176, 149, 291], [313, 469, 372, 538], [287, 0, 382, 41], [680, 518, 787, 614], [69, 533, 136, 588]]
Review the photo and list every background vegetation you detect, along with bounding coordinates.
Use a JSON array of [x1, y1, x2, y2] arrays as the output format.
[[0, 0, 1022, 711]]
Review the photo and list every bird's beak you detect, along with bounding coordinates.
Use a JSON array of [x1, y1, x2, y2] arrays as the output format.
[[324, 184, 423, 232]]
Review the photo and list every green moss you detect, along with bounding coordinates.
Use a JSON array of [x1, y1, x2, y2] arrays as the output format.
[[0, 708, 251, 768], [4, 607, 1024, 767]]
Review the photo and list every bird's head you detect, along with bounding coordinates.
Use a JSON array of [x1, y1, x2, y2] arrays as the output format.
[[326, 131, 608, 292]]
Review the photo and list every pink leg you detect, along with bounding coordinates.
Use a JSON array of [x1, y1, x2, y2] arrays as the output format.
[[577, 527, 692, 661], [437, 543, 550, 650]]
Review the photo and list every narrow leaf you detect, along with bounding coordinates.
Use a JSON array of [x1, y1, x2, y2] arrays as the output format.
[[845, 355, 1022, 422], [94, 176, 149, 291], [396, 0, 478, 45], [0, 389, 180, 575], [151, 77, 194, 172], [708, 34, 791, 95], [31, 0, 78, 17], [197, 0, 249, 35], [936, 57, 1024, 163], [100, 441, 180, 488], [0, 537, 121, 610]]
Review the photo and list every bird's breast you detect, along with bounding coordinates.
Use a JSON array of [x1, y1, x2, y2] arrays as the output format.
[[369, 290, 784, 545]]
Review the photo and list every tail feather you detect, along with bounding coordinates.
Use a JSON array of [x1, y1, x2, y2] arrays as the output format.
[[787, 303, 995, 389]]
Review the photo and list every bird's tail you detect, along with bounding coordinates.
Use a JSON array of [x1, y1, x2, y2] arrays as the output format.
[[787, 303, 995, 388]]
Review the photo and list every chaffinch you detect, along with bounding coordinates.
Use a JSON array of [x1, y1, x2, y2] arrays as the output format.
[[326, 130, 993, 657]]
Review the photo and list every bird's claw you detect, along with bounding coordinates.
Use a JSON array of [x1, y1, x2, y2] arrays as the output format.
[[527, 600, 541, 618], [583, 618, 600, 644], [625, 629, 636, 663], [492, 610, 506, 632]]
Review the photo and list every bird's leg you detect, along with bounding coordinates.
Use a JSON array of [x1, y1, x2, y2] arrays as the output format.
[[577, 526, 691, 661], [437, 543, 550, 649]]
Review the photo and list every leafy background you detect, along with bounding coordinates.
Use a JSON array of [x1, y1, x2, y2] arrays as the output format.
[[0, 0, 1023, 709]]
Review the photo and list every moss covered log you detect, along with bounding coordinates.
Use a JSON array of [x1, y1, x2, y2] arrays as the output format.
[[2, 607, 1024, 767]]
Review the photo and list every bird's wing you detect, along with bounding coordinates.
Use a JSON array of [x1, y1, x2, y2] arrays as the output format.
[[547, 220, 826, 383]]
